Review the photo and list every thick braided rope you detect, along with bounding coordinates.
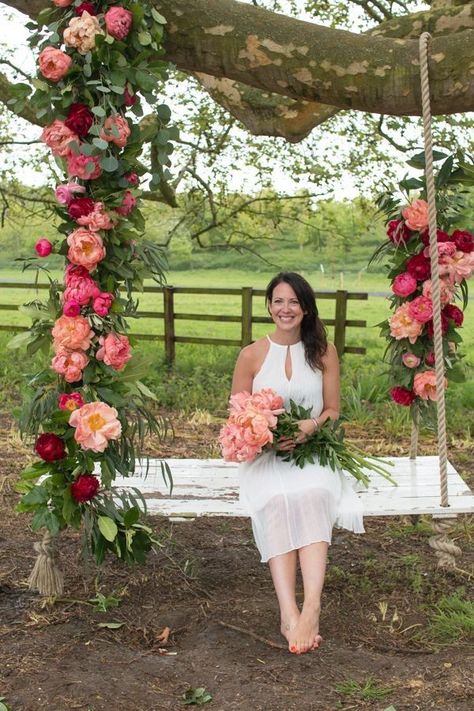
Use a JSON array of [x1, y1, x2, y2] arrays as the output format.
[[428, 518, 462, 569], [409, 410, 419, 460], [419, 33, 449, 507], [28, 529, 64, 597]]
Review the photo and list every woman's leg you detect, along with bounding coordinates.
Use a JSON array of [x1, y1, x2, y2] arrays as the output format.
[[268, 550, 300, 648], [293, 541, 328, 653]]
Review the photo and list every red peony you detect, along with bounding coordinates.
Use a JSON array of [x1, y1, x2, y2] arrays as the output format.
[[442, 303, 464, 327], [125, 172, 139, 186], [420, 228, 450, 247], [71, 474, 100, 502], [123, 86, 137, 106], [387, 220, 412, 245], [451, 229, 474, 253], [68, 197, 95, 220], [35, 433, 66, 462], [389, 386, 416, 406], [64, 103, 94, 138], [75, 2, 97, 15], [406, 253, 431, 281], [425, 351, 435, 366], [426, 313, 449, 339]]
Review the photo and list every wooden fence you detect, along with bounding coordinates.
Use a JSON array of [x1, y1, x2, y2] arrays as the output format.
[[0, 282, 368, 364]]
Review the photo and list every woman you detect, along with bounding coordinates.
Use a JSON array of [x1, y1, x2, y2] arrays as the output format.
[[231, 272, 364, 654]]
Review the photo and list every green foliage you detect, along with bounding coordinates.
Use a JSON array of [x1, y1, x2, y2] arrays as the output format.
[[182, 688, 212, 706], [335, 677, 394, 701], [88, 591, 122, 613], [427, 591, 474, 643]]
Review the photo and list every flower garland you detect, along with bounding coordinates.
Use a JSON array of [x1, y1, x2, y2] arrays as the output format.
[[11, 0, 176, 570], [373, 153, 474, 420]]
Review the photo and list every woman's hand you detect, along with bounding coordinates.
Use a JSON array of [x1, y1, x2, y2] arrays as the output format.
[[276, 419, 318, 450]]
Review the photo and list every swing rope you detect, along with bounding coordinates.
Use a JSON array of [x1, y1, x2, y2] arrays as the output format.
[[412, 32, 450, 508]]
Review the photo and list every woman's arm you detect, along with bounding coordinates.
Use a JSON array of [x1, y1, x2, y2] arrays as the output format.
[[231, 344, 256, 395]]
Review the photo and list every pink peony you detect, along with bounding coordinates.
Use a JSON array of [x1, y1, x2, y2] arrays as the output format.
[[64, 263, 91, 287], [391, 272, 417, 298], [35, 238, 53, 257], [115, 190, 136, 216], [51, 349, 89, 383], [104, 6, 133, 40], [63, 11, 104, 54], [406, 253, 431, 281], [77, 202, 117, 231], [52, 314, 94, 351], [55, 182, 86, 205], [38, 47, 72, 82], [67, 228, 106, 272], [402, 199, 429, 232], [389, 386, 415, 407], [69, 401, 122, 452], [443, 303, 464, 327], [387, 219, 412, 246], [422, 277, 455, 306], [63, 299, 81, 317], [100, 115, 130, 148], [439, 250, 474, 284], [423, 241, 456, 260], [451, 229, 474, 253], [401, 353, 421, 368], [53, 0, 73, 6], [389, 303, 423, 344], [125, 172, 139, 186], [63, 275, 100, 305], [58, 392, 85, 411], [41, 120, 78, 157], [407, 295, 433, 324], [92, 292, 114, 317], [96, 332, 132, 370], [67, 152, 101, 180], [413, 370, 447, 401]]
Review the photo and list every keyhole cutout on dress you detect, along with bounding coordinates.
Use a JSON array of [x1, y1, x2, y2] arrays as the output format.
[[284, 345, 292, 381]]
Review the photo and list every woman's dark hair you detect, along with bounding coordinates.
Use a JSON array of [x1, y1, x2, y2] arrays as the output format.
[[265, 272, 328, 370]]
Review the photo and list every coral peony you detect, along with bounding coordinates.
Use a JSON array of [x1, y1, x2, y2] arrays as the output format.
[[402, 353, 421, 368], [443, 303, 464, 327], [391, 272, 417, 298], [63, 11, 104, 54], [38, 47, 72, 82], [407, 295, 433, 324], [53, 0, 73, 6], [52, 349, 89, 382], [387, 219, 412, 246], [63, 299, 81, 317], [35, 432, 66, 461], [64, 103, 94, 138], [100, 115, 130, 148], [420, 228, 450, 246], [422, 277, 455, 306], [389, 386, 415, 407], [58, 392, 85, 411], [55, 182, 86, 205], [75, 3, 97, 17], [52, 314, 94, 351], [402, 199, 429, 232], [68, 196, 95, 220], [41, 120, 78, 157], [67, 228, 106, 272], [413, 370, 447, 401], [77, 202, 117, 231], [92, 292, 114, 317], [71, 474, 100, 502], [35, 238, 53, 257], [64, 263, 90, 286], [63, 275, 100, 305], [389, 303, 423, 344], [439, 250, 474, 284], [406, 253, 431, 281], [69, 401, 122, 452], [67, 152, 101, 180], [451, 229, 474, 253], [104, 6, 133, 40], [115, 190, 136, 216], [96, 332, 132, 370]]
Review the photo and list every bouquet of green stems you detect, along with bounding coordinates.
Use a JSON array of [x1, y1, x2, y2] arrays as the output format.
[[275, 401, 396, 488]]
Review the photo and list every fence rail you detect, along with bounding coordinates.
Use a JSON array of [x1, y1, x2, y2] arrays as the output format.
[[0, 282, 368, 364]]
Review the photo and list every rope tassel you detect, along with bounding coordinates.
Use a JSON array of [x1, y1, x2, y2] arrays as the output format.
[[28, 530, 64, 597]]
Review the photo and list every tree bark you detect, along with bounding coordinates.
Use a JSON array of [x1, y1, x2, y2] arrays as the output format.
[[2, 0, 474, 118]]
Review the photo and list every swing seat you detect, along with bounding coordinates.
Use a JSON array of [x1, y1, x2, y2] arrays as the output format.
[[114, 456, 474, 520]]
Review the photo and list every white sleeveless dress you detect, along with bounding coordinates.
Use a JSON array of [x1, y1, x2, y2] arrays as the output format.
[[239, 337, 365, 562]]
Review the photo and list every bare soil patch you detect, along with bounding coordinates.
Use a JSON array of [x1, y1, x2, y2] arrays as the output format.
[[0, 411, 473, 711]]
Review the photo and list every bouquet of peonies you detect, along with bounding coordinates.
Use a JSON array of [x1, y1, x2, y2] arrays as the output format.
[[219, 389, 395, 487]]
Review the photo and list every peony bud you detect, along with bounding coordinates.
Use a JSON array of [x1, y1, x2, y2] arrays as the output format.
[[35, 238, 53, 257], [63, 299, 81, 317]]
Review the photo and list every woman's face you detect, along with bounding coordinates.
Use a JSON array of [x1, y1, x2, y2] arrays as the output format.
[[268, 281, 305, 332]]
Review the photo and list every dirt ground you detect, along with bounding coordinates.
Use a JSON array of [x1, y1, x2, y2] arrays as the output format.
[[0, 411, 473, 711]]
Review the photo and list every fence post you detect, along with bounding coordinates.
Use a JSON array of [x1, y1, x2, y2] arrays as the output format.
[[334, 289, 348, 358], [163, 286, 175, 366], [241, 287, 253, 346]]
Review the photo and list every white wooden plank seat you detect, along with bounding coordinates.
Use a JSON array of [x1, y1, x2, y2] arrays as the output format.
[[114, 456, 474, 520]]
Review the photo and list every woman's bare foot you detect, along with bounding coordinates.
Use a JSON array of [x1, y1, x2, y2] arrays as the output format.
[[280, 610, 300, 646], [290, 603, 321, 654]]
